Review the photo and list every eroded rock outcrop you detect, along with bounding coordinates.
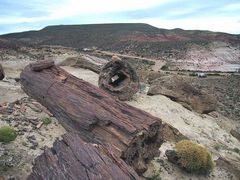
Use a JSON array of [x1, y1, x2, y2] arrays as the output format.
[[147, 76, 217, 113]]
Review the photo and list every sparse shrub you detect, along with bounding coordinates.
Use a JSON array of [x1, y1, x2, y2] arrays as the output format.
[[0, 126, 17, 143], [175, 140, 214, 175], [232, 147, 240, 154], [146, 170, 161, 180], [41, 117, 52, 125], [161, 64, 168, 70], [214, 144, 221, 151], [189, 72, 197, 76]]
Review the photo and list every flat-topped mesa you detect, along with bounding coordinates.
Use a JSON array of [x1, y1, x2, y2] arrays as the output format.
[[0, 63, 5, 80], [28, 133, 140, 180], [20, 60, 163, 174]]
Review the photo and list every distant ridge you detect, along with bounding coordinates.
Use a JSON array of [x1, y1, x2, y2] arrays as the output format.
[[1, 23, 239, 58]]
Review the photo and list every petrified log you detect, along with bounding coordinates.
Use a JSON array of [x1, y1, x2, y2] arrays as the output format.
[[99, 60, 139, 101], [59, 54, 108, 74], [148, 76, 217, 114], [30, 59, 54, 71], [0, 63, 4, 80], [20, 61, 163, 174], [28, 133, 140, 180]]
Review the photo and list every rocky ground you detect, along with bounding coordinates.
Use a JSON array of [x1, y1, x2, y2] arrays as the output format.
[[0, 46, 240, 179]]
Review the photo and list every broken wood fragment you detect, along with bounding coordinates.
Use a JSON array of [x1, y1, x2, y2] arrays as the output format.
[[59, 55, 108, 74], [0, 63, 4, 80], [28, 133, 140, 180], [20, 61, 163, 174], [30, 60, 55, 71]]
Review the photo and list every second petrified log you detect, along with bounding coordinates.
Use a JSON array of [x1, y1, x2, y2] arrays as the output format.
[[99, 60, 139, 101], [59, 54, 108, 74], [20, 61, 163, 174], [28, 133, 139, 180], [0, 63, 4, 80]]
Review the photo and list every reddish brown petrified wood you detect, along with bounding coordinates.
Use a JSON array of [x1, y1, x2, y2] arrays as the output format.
[[30, 59, 54, 71], [0, 63, 4, 80], [28, 133, 140, 180], [20, 61, 163, 174]]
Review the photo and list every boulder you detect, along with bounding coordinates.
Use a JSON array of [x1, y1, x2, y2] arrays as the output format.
[[99, 60, 139, 101], [147, 76, 217, 114], [0, 63, 4, 80]]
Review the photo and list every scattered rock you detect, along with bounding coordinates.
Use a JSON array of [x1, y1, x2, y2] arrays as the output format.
[[148, 76, 217, 113]]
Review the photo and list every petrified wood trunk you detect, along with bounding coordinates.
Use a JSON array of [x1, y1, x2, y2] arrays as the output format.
[[59, 55, 108, 74], [20, 61, 163, 174], [28, 133, 140, 180], [0, 63, 4, 80], [99, 60, 139, 101]]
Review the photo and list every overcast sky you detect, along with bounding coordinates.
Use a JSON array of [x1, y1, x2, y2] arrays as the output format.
[[0, 0, 240, 35]]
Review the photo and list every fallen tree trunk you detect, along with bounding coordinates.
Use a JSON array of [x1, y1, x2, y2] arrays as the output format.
[[0, 63, 4, 80], [59, 54, 109, 74], [20, 61, 163, 174], [99, 60, 139, 101], [28, 133, 139, 180]]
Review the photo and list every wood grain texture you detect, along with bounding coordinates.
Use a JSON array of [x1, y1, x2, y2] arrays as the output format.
[[28, 133, 140, 180], [20, 61, 163, 174], [30, 60, 55, 71]]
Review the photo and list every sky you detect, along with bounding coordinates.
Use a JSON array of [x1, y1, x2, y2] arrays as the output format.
[[0, 0, 240, 35]]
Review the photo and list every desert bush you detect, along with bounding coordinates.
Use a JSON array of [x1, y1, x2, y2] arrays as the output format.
[[0, 126, 17, 143], [189, 72, 197, 76], [175, 140, 214, 175], [41, 117, 52, 125]]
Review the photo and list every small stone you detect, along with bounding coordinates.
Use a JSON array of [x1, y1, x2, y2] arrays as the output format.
[[22, 141, 28, 147]]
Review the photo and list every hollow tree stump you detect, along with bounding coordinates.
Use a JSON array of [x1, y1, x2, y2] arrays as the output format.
[[0, 63, 5, 80], [98, 60, 139, 101], [28, 133, 140, 180], [20, 60, 163, 174]]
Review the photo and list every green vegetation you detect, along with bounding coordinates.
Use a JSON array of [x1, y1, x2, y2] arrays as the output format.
[[0, 126, 17, 143], [146, 170, 161, 180], [161, 64, 169, 70], [175, 140, 214, 175], [213, 144, 221, 151], [232, 147, 240, 154], [41, 117, 52, 125], [189, 72, 197, 76]]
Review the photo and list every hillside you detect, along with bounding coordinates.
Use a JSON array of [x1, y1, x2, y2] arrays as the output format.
[[1, 23, 240, 71]]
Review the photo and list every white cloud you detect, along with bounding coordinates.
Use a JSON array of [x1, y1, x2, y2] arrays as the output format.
[[0, 0, 171, 24]]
